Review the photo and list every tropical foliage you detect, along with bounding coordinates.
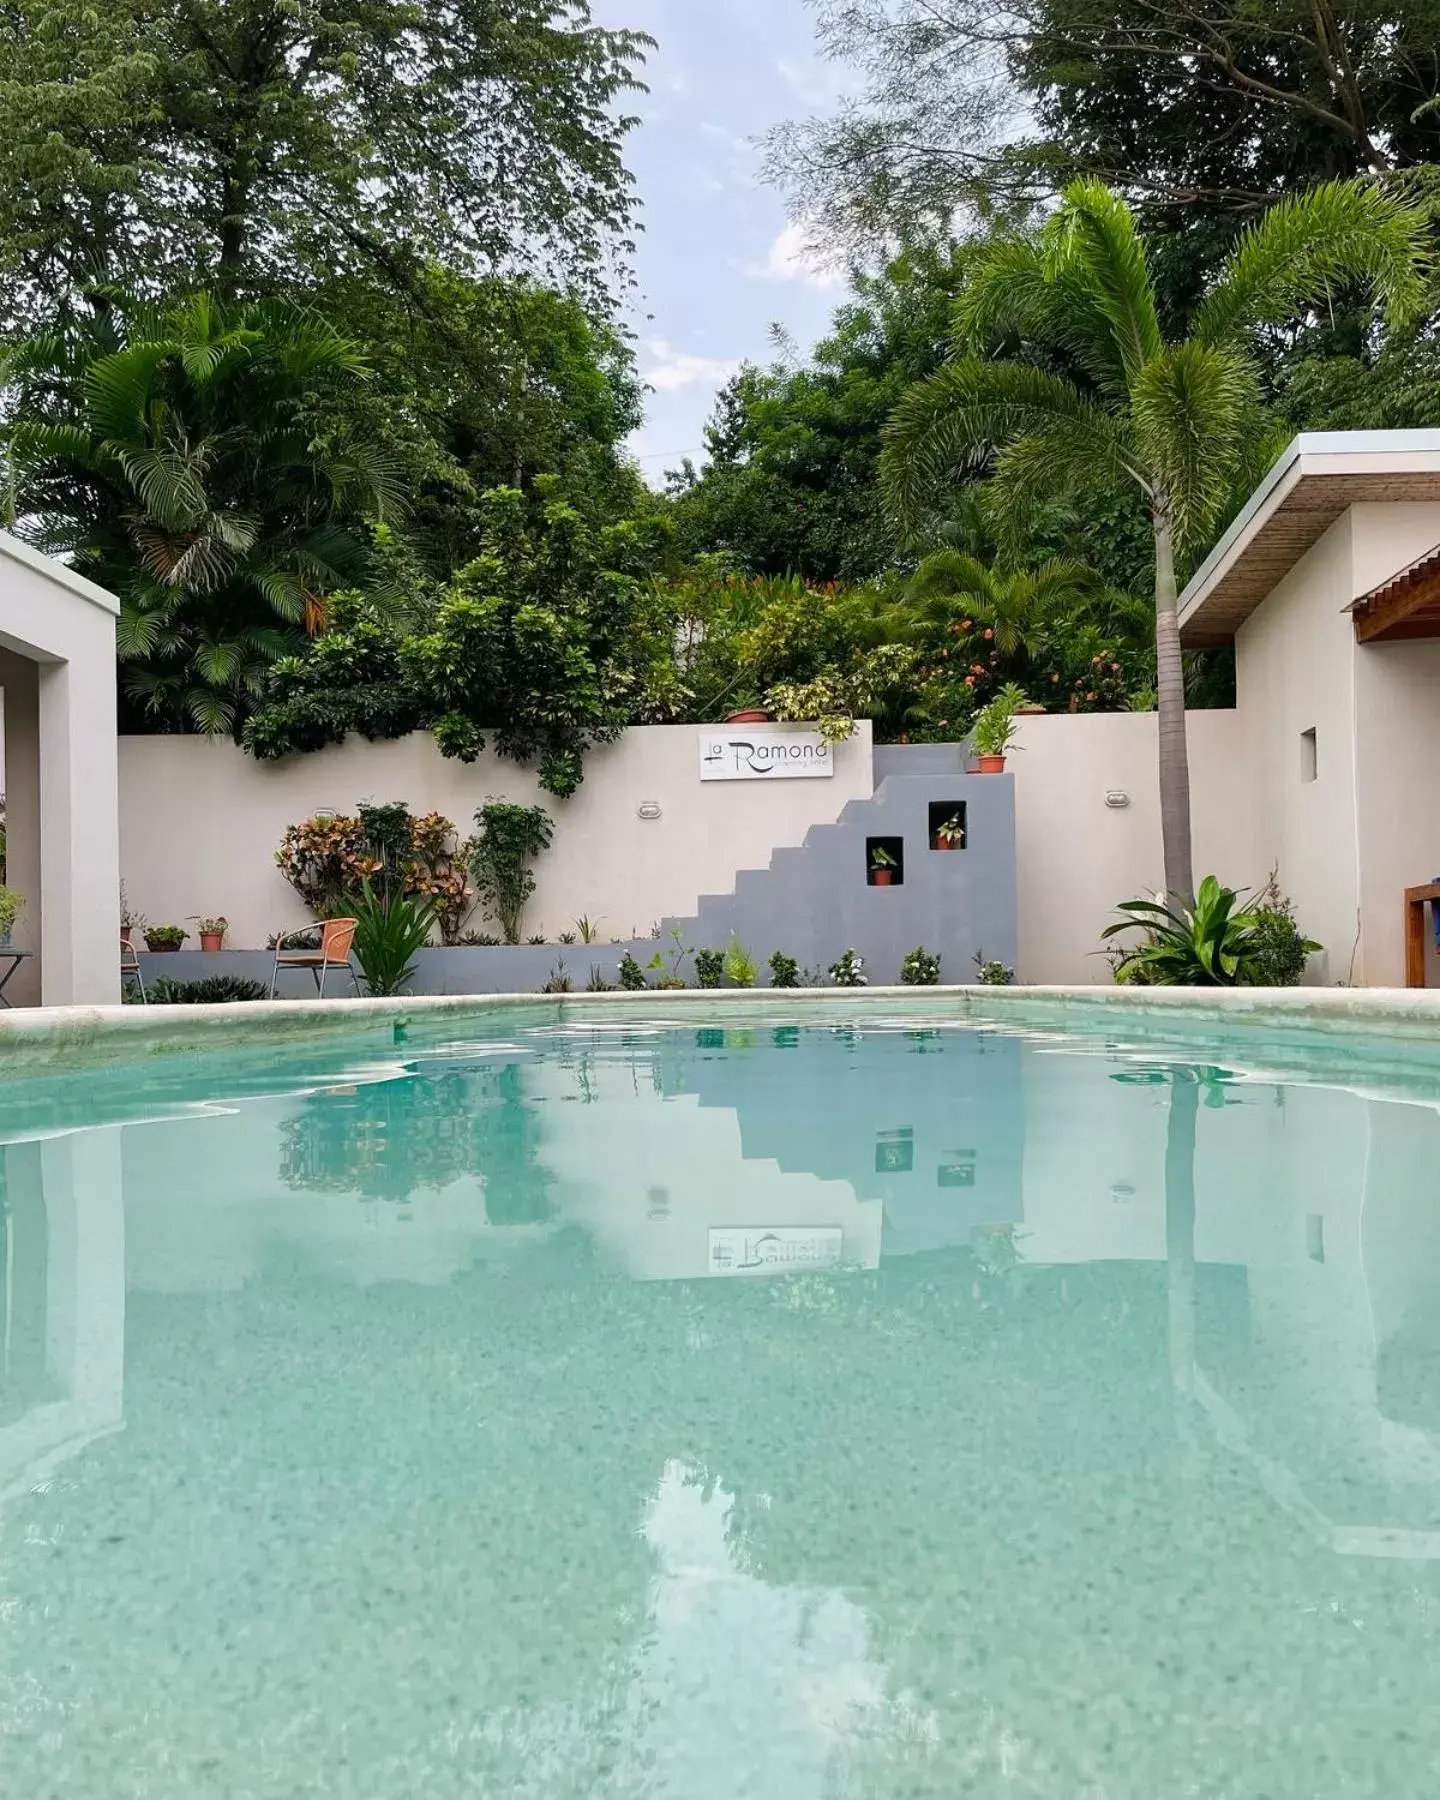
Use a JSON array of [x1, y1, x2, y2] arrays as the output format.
[[275, 805, 473, 944], [2, 291, 401, 732], [467, 803, 554, 945], [1103, 876, 1321, 986], [880, 177, 1431, 896], [350, 882, 439, 998]]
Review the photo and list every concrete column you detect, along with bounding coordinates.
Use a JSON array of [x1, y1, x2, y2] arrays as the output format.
[[0, 650, 41, 1005], [37, 627, 120, 1005]]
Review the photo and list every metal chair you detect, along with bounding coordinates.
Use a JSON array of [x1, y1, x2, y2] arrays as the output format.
[[269, 917, 360, 998], [120, 936, 146, 1003]]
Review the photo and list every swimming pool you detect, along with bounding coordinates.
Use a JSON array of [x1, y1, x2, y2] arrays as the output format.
[[3, 997, 1439, 1796]]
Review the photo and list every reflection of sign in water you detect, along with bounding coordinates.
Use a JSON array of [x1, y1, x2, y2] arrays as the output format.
[[707, 1227, 843, 1275], [699, 730, 833, 781]]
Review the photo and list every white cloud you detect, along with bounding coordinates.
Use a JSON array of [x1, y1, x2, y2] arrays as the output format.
[[775, 54, 851, 109], [746, 221, 844, 291], [640, 338, 743, 393]]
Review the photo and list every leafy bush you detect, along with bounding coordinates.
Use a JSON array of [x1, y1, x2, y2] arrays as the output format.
[[1103, 876, 1261, 986], [768, 950, 800, 988], [617, 952, 648, 990], [351, 881, 437, 996], [1244, 873, 1320, 986], [139, 975, 270, 1005], [900, 946, 942, 984], [694, 948, 725, 988], [974, 954, 1016, 985], [723, 936, 759, 987], [468, 802, 553, 943], [829, 948, 867, 987], [276, 806, 472, 942]]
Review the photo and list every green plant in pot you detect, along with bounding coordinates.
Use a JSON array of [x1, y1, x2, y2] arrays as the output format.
[[869, 845, 898, 887], [144, 924, 188, 952], [970, 683, 1027, 772], [191, 915, 228, 951], [0, 883, 23, 949], [933, 812, 965, 851]]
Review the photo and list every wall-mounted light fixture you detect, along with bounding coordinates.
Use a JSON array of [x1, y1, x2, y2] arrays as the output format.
[[637, 800, 662, 821], [1103, 790, 1130, 809]]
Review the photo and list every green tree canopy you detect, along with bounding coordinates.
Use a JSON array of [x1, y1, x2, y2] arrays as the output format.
[[882, 177, 1432, 899], [1, 289, 402, 732], [667, 247, 966, 581], [244, 483, 683, 796], [0, 0, 650, 328]]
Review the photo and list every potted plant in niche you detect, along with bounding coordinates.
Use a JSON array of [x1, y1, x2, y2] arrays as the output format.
[[970, 684, 1027, 774], [0, 884, 23, 949], [869, 845, 898, 887], [192, 916, 229, 952], [144, 924, 188, 953], [933, 812, 965, 851]]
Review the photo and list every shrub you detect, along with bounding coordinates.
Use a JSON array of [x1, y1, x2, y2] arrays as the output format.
[[900, 946, 942, 984], [1102, 876, 1261, 986], [586, 964, 615, 991], [351, 880, 437, 996], [974, 954, 1016, 985], [1244, 873, 1320, 986], [540, 965, 573, 993], [276, 806, 473, 943], [723, 936, 759, 987], [140, 975, 270, 1005], [768, 950, 800, 988], [694, 948, 725, 988], [468, 801, 553, 944], [617, 951, 648, 990], [829, 948, 867, 987]]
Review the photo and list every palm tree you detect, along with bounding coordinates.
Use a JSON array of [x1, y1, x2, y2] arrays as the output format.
[[882, 179, 1431, 899], [1, 291, 404, 734], [901, 550, 1098, 660]]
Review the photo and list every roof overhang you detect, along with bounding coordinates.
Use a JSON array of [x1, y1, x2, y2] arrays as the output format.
[[1177, 431, 1440, 646]]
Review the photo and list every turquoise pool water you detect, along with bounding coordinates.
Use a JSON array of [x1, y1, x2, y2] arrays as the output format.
[[2, 1007, 1439, 1796]]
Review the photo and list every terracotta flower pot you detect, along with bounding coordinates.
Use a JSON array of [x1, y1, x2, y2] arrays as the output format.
[[200, 931, 225, 952], [932, 837, 962, 851], [975, 754, 1007, 774], [724, 707, 771, 724], [871, 869, 895, 887]]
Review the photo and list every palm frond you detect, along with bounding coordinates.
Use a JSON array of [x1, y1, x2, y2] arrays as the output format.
[[1043, 180, 1164, 387], [881, 359, 1141, 528], [81, 342, 173, 442], [1131, 343, 1257, 546], [1194, 178, 1433, 346]]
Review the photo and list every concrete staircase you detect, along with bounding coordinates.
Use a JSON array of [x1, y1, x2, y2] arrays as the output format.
[[657, 754, 1018, 986]]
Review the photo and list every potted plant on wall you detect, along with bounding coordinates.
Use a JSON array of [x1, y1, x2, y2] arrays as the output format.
[[970, 684, 1027, 773], [869, 845, 898, 887], [724, 705, 771, 724], [144, 924, 188, 953], [932, 812, 965, 851], [192, 916, 228, 952], [0, 884, 23, 949], [120, 882, 145, 947]]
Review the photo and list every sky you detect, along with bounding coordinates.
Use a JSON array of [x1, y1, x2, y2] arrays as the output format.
[[590, 0, 853, 483]]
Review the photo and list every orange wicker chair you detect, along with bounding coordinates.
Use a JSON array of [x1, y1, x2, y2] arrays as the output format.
[[269, 917, 360, 998]]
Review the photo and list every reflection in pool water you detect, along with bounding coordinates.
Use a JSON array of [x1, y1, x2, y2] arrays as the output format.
[[2, 1017, 1439, 1796]]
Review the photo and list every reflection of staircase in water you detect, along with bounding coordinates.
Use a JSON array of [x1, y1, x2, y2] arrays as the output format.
[[685, 1028, 1026, 1257]]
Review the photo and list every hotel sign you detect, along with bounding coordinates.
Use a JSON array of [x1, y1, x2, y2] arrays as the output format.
[[698, 728, 833, 781], [707, 1227, 843, 1276]]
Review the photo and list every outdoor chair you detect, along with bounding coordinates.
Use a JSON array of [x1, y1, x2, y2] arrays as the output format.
[[269, 917, 360, 998], [120, 937, 146, 1003]]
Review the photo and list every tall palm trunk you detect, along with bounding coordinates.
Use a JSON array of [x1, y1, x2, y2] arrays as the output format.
[[1152, 501, 1194, 902]]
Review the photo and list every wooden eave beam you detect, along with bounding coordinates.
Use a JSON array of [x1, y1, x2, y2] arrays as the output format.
[[1354, 568, 1440, 643]]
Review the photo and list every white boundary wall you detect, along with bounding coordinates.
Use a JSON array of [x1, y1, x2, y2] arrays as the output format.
[[1011, 711, 1260, 985], [118, 723, 874, 951]]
